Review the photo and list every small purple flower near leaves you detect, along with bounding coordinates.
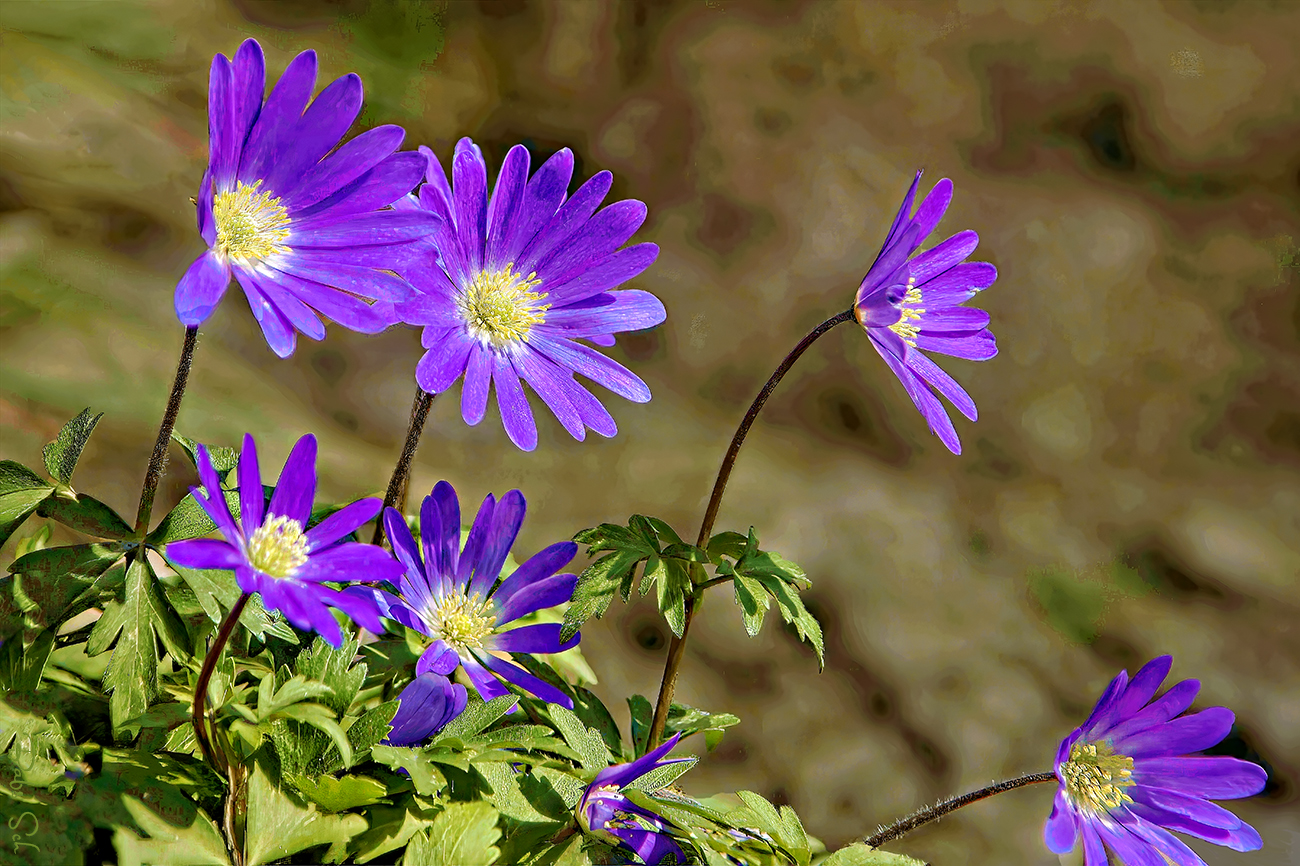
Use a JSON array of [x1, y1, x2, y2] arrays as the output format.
[[165, 433, 404, 648], [577, 733, 692, 865], [393, 138, 666, 451], [854, 172, 998, 454], [357, 481, 581, 707], [385, 672, 467, 747], [176, 38, 437, 357], [1044, 655, 1267, 866]]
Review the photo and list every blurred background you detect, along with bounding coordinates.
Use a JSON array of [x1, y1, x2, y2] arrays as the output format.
[[2, 1, 1297, 862]]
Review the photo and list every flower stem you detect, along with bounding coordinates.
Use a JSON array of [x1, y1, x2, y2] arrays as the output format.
[[371, 387, 436, 545], [647, 308, 855, 747], [133, 326, 199, 538], [192, 592, 250, 773], [861, 771, 1056, 847]]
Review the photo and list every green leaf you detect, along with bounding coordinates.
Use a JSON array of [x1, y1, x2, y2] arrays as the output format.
[[243, 755, 367, 866], [42, 408, 102, 485], [0, 627, 56, 692], [627, 694, 652, 757], [270, 702, 353, 769], [665, 702, 741, 753], [316, 699, 398, 775], [731, 572, 769, 637], [369, 746, 448, 797], [166, 561, 297, 643], [475, 761, 568, 824], [170, 433, 238, 477], [405, 802, 501, 866], [436, 694, 518, 742], [571, 687, 625, 761], [548, 705, 609, 773], [291, 774, 389, 813], [623, 755, 697, 793], [562, 521, 659, 642], [0, 460, 49, 495], [112, 795, 231, 866], [729, 530, 824, 666], [821, 845, 926, 866], [147, 489, 235, 546], [8, 542, 126, 630], [527, 767, 586, 809], [94, 556, 192, 737], [0, 487, 52, 549], [730, 791, 812, 866], [295, 635, 365, 716], [706, 531, 748, 563], [652, 556, 690, 636], [36, 493, 133, 540], [349, 796, 441, 864]]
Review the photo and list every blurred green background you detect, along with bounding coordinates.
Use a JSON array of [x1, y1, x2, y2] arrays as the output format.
[[2, 1, 1297, 863]]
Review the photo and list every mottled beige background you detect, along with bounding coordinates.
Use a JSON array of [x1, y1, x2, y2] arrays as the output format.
[[1, 1, 1297, 863]]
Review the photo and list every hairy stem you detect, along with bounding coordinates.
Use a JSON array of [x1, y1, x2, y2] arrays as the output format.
[[648, 309, 855, 747], [861, 771, 1056, 847], [192, 592, 250, 773], [133, 326, 199, 537], [371, 387, 436, 545]]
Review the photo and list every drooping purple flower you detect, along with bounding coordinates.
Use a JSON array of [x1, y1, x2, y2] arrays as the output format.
[[577, 733, 691, 865], [1044, 655, 1267, 866], [385, 672, 468, 747], [165, 433, 404, 648], [854, 172, 998, 454], [358, 481, 581, 707], [175, 38, 437, 357], [392, 138, 665, 451]]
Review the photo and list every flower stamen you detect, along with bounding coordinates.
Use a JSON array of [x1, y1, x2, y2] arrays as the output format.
[[247, 514, 310, 579], [1060, 740, 1136, 812], [888, 276, 925, 345], [458, 263, 549, 347], [213, 180, 291, 263], [426, 591, 498, 650]]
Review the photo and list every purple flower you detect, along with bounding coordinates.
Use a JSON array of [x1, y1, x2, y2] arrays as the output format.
[[1044, 655, 1267, 865], [577, 733, 690, 865], [385, 672, 467, 747], [360, 481, 581, 707], [393, 138, 665, 451], [176, 38, 437, 357], [854, 172, 997, 454], [165, 434, 404, 648]]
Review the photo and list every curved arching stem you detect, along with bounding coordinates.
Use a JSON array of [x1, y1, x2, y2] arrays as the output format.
[[862, 771, 1056, 847]]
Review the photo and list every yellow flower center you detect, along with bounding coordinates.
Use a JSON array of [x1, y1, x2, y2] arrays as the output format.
[[1060, 740, 1136, 812], [427, 591, 497, 651], [247, 514, 310, 579], [458, 263, 550, 347], [213, 180, 291, 263], [888, 276, 925, 345]]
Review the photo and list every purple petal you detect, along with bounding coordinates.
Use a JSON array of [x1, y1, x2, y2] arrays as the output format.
[[387, 673, 461, 746], [593, 733, 684, 789], [1131, 785, 1246, 830], [416, 331, 474, 394], [467, 489, 524, 600], [494, 553, 577, 623], [1133, 803, 1263, 853], [452, 138, 488, 274], [383, 508, 431, 604], [268, 434, 317, 525], [477, 652, 573, 708], [195, 445, 241, 541], [274, 257, 413, 302], [910, 178, 953, 242], [538, 239, 657, 305], [1106, 656, 1174, 730], [1103, 680, 1201, 744], [237, 433, 264, 531], [1043, 788, 1077, 854], [456, 493, 496, 588], [1094, 820, 1169, 866], [566, 379, 618, 438], [174, 251, 231, 326], [418, 184, 469, 286], [1080, 821, 1107, 866], [237, 266, 327, 342], [400, 289, 459, 327], [904, 350, 977, 422], [876, 171, 922, 260], [318, 583, 385, 634], [418, 146, 455, 221], [617, 826, 685, 866], [238, 50, 318, 188], [279, 583, 344, 648], [530, 334, 651, 402], [165, 539, 244, 571], [281, 124, 405, 211], [497, 147, 574, 266], [516, 171, 613, 276], [236, 277, 297, 357], [491, 623, 579, 654], [493, 355, 538, 452], [916, 307, 991, 335], [510, 349, 586, 440], [855, 222, 924, 307], [261, 73, 362, 198], [1116, 708, 1234, 759], [415, 640, 461, 677], [485, 144, 530, 269], [296, 542, 404, 586], [907, 230, 980, 284], [418, 489, 450, 597], [305, 498, 382, 550], [224, 41, 265, 182], [256, 266, 393, 334], [533, 199, 648, 290], [1135, 757, 1267, 800], [915, 261, 997, 307], [291, 211, 440, 248], [871, 334, 961, 454], [1127, 819, 1210, 866], [461, 345, 492, 425], [1078, 668, 1131, 739], [291, 152, 428, 223], [460, 653, 513, 703], [206, 55, 236, 191], [913, 330, 998, 361], [545, 289, 666, 336]]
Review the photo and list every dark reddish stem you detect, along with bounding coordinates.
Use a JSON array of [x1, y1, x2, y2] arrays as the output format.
[[372, 387, 435, 545], [192, 592, 250, 773], [862, 772, 1056, 847], [134, 326, 199, 537]]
